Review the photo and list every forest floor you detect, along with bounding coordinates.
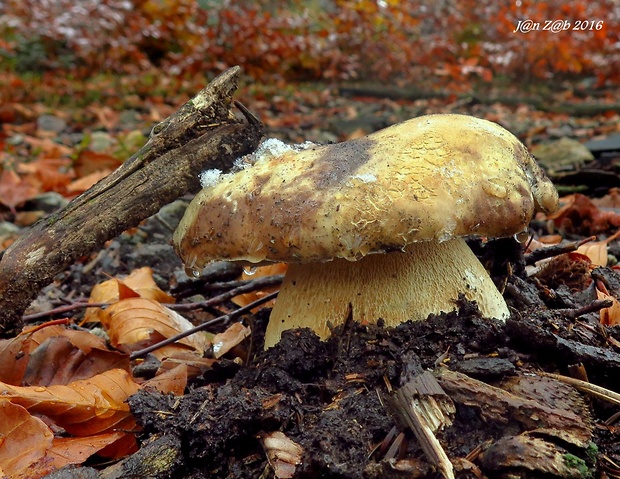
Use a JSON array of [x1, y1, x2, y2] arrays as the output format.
[[2, 75, 620, 478]]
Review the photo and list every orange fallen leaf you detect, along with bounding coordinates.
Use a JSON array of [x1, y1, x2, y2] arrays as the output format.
[[576, 230, 620, 267], [17, 157, 75, 193], [0, 324, 130, 387], [84, 267, 175, 323], [0, 368, 140, 436], [101, 298, 208, 359], [0, 400, 53, 478], [212, 322, 251, 359], [157, 353, 218, 379], [74, 150, 121, 178], [597, 287, 620, 326], [143, 363, 188, 396], [24, 333, 130, 387], [66, 169, 112, 195], [46, 431, 130, 468], [0, 169, 40, 213]]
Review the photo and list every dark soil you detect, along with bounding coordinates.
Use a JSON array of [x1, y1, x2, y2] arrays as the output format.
[[125, 257, 620, 479]]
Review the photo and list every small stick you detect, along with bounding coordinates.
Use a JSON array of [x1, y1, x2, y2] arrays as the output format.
[[525, 236, 596, 265], [538, 371, 620, 406], [130, 290, 279, 360], [171, 275, 283, 311], [557, 299, 613, 320], [22, 275, 284, 322]]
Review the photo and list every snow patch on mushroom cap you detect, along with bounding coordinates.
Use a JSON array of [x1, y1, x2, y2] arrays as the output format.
[[199, 169, 222, 188]]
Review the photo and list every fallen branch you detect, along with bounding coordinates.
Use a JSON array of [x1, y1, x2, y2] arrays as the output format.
[[0, 67, 264, 336]]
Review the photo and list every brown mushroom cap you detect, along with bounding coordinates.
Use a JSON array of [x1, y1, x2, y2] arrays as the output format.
[[174, 114, 558, 270]]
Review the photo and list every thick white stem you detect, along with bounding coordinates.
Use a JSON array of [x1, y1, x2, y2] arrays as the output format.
[[265, 238, 509, 348]]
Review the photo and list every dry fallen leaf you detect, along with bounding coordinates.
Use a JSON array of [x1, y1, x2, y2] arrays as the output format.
[[101, 298, 208, 359], [212, 322, 251, 359], [0, 169, 40, 213], [0, 400, 53, 478], [143, 363, 188, 396], [0, 324, 129, 387], [65, 169, 112, 195], [84, 267, 175, 323], [576, 230, 620, 267], [597, 287, 620, 326], [157, 353, 218, 379], [17, 156, 75, 193], [0, 368, 140, 436], [46, 431, 130, 468]]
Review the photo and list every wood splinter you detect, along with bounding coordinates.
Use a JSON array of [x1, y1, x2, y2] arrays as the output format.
[[386, 371, 456, 479]]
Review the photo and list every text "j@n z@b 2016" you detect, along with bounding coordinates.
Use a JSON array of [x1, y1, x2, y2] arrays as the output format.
[[514, 19, 604, 33]]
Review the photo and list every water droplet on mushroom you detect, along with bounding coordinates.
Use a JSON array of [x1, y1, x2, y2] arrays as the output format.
[[243, 266, 258, 276], [185, 266, 202, 278], [513, 230, 530, 243]]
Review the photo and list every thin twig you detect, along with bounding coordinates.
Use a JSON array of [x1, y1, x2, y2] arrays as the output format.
[[22, 274, 284, 322], [557, 299, 613, 320], [130, 290, 279, 360], [171, 274, 283, 311], [538, 371, 620, 406], [525, 236, 595, 265], [23, 302, 110, 322]]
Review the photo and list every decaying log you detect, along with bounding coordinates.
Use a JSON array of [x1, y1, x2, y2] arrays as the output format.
[[0, 66, 264, 336], [435, 369, 592, 445]]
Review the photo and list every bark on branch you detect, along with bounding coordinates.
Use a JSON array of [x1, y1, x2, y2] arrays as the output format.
[[0, 67, 264, 336]]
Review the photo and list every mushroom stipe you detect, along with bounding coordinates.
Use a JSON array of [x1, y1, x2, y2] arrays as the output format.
[[174, 114, 559, 348]]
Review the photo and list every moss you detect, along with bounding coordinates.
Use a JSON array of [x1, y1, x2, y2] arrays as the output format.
[[563, 453, 592, 479]]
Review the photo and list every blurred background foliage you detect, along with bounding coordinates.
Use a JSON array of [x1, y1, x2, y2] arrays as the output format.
[[1, 0, 618, 90]]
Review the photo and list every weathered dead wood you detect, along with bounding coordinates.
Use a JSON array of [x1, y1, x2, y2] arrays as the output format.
[[435, 369, 592, 444], [387, 372, 456, 479], [0, 66, 264, 336]]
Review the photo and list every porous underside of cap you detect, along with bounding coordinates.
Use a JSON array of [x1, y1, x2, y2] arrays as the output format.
[[174, 114, 558, 268]]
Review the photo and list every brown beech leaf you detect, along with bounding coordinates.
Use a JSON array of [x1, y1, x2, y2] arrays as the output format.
[[576, 230, 620, 267], [0, 334, 31, 385], [158, 353, 218, 379], [0, 325, 129, 387], [65, 169, 113, 195], [74, 150, 121, 177], [0, 400, 53, 478], [101, 298, 208, 359], [84, 267, 175, 323], [143, 363, 188, 396], [0, 169, 40, 213], [17, 156, 75, 193], [550, 193, 620, 236], [597, 288, 620, 326], [212, 322, 251, 359], [0, 368, 140, 436], [24, 334, 130, 387], [46, 431, 130, 468]]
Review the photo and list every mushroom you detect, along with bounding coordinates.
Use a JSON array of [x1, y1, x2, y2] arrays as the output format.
[[173, 114, 559, 348]]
